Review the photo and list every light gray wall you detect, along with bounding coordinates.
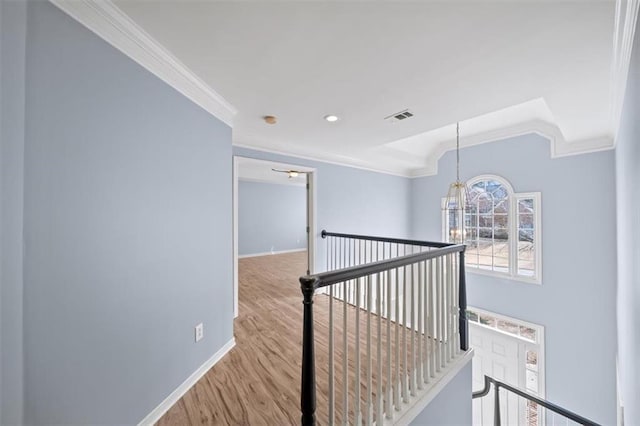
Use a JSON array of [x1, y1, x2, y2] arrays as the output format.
[[234, 149, 412, 272], [410, 362, 472, 426], [615, 12, 640, 425], [21, 2, 233, 424], [411, 134, 617, 425], [238, 180, 307, 256], [0, 0, 26, 423]]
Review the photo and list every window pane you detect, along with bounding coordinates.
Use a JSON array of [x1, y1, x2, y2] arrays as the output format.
[[517, 197, 536, 277], [489, 182, 508, 200], [497, 319, 519, 335], [526, 401, 539, 426], [467, 181, 509, 273], [519, 326, 537, 341], [479, 314, 496, 327], [477, 197, 493, 214], [494, 199, 508, 213], [455, 178, 541, 279], [518, 198, 534, 212], [467, 310, 479, 322]]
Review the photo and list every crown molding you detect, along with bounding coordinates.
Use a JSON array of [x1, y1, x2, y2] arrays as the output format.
[[236, 118, 614, 179], [611, 0, 640, 141], [50, 0, 237, 127], [232, 142, 409, 178], [49, 0, 620, 177], [409, 120, 614, 178]]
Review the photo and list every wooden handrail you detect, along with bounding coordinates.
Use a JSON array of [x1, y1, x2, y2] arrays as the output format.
[[321, 229, 453, 248], [301, 243, 465, 290]]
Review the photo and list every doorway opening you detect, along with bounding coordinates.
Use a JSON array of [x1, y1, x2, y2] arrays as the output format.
[[232, 156, 316, 318], [469, 307, 546, 426]]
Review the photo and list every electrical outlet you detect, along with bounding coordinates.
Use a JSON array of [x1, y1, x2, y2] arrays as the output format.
[[195, 323, 204, 342]]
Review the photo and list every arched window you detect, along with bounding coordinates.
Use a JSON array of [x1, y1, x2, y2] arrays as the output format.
[[443, 175, 541, 283]]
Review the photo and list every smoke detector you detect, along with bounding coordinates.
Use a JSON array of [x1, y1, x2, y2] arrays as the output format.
[[384, 109, 414, 123]]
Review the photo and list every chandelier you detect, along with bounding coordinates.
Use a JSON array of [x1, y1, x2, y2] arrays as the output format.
[[442, 122, 471, 244]]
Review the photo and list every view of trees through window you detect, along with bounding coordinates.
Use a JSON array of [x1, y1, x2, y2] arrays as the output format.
[[465, 179, 511, 273], [517, 198, 536, 277], [445, 176, 539, 281]]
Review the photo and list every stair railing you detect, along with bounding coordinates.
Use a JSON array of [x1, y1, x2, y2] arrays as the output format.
[[299, 230, 468, 426], [472, 375, 601, 426]]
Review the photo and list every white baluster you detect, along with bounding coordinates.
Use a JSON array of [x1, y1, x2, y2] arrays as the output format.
[[417, 260, 424, 390], [410, 263, 416, 397], [385, 269, 393, 420], [435, 258, 441, 373], [402, 265, 408, 403], [394, 267, 400, 411], [351, 241, 355, 303], [327, 241, 334, 425], [342, 278, 349, 426], [427, 259, 434, 380], [376, 273, 383, 424], [329, 283, 335, 426], [366, 274, 372, 425], [445, 254, 453, 363], [454, 253, 460, 354], [423, 261, 430, 385], [439, 256, 445, 369], [355, 278, 362, 424], [448, 253, 454, 362], [443, 254, 449, 365]]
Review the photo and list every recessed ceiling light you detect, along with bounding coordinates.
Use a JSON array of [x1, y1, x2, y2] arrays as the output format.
[[324, 115, 339, 122]]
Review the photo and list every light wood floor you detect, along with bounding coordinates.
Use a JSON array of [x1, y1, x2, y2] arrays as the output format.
[[157, 251, 439, 425], [157, 251, 309, 425]]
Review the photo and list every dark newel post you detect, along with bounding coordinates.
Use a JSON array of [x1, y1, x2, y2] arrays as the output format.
[[300, 277, 318, 426], [458, 250, 469, 351]]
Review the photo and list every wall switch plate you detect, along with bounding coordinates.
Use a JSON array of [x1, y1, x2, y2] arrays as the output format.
[[195, 323, 204, 342]]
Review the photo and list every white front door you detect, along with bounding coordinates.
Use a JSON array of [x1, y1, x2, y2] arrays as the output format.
[[471, 324, 520, 425], [469, 309, 545, 426]]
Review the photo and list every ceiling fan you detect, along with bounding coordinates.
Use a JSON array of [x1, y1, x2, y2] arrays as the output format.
[[272, 168, 309, 179]]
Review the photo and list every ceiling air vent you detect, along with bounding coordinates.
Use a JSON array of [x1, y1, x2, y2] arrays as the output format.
[[384, 109, 414, 123]]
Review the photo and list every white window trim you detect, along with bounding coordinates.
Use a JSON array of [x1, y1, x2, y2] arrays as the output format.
[[442, 174, 542, 285]]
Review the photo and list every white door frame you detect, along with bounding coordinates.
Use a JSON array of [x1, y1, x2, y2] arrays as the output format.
[[468, 306, 546, 425], [232, 156, 317, 318]]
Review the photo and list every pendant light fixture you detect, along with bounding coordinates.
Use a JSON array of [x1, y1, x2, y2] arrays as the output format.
[[442, 122, 471, 244]]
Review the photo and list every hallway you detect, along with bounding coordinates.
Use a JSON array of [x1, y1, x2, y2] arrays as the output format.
[[158, 251, 308, 424]]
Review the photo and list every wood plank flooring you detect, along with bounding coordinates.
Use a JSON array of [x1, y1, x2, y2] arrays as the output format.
[[157, 251, 445, 425], [157, 251, 309, 425]]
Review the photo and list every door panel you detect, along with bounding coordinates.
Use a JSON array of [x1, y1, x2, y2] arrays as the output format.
[[471, 324, 520, 425]]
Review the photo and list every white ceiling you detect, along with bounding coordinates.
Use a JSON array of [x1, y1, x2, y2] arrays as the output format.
[[113, 0, 616, 176]]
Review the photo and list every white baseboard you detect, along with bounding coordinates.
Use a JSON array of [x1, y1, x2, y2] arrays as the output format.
[[238, 248, 306, 259], [138, 338, 236, 425]]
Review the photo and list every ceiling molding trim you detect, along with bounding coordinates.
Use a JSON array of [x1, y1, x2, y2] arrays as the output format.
[[233, 142, 409, 178], [409, 120, 614, 178], [49, 0, 237, 127], [611, 0, 640, 141]]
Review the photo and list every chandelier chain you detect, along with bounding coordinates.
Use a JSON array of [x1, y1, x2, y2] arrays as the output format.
[[456, 122, 460, 182]]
